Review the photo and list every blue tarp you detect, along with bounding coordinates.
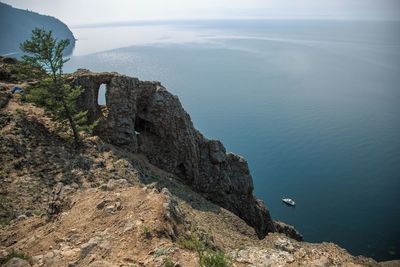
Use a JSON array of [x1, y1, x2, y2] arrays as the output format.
[[10, 86, 24, 94]]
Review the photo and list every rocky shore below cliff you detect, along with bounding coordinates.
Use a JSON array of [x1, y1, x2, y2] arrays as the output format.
[[0, 57, 398, 266]]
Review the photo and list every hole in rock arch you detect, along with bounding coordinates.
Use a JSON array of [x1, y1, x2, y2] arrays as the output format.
[[135, 116, 155, 135], [177, 163, 187, 177], [97, 83, 107, 106]]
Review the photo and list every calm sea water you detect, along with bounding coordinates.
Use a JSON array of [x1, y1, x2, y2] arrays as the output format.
[[65, 20, 400, 261]]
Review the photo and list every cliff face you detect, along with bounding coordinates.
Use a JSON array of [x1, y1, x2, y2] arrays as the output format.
[[70, 69, 277, 239], [0, 2, 75, 56]]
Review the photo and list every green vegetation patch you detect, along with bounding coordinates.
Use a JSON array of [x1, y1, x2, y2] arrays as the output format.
[[176, 234, 230, 267], [162, 257, 175, 267], [3, 59, 46, 82], [200, 250, 230, 267], [0, 217, 11, 226], [0, 250, 31, 265], [176, 235, 205, 252], [153, 247, 171, 258], [142, 224, 152, 239]]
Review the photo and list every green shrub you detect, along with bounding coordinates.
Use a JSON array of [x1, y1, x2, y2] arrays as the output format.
[[176, 236, 205, 252], [200, 250, 230, 267], [142, 225, 152, 239], [4, 60, 46, 82], [153, 247, 170, 258], [176, 235, 230, 267], [162, 257, 175, 267], [15, 108, 26, 117], [0, 217, 11, 226]]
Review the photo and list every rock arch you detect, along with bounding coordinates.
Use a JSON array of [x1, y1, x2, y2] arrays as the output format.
[[70, 69, 276, 238]]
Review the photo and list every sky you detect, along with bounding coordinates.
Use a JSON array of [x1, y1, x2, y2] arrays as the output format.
[[2, 0, 400, 26]]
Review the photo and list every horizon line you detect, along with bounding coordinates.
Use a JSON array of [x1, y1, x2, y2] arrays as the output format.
[[70, 17, 400, 29]]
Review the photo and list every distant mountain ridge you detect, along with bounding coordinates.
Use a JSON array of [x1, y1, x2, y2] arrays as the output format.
[[0, 2, 75, 56]]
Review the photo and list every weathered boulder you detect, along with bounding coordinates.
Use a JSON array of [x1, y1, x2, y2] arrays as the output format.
[[47, 182, 70, 218], [274, 221, 304, 241], [70, 70, 276, 238], [80, 237, 100, 259], [99, 178, 129, 191], [3, 257, 31, 267]]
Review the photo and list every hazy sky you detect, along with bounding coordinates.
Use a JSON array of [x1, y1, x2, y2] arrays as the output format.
[[2, 0, 400, 26]]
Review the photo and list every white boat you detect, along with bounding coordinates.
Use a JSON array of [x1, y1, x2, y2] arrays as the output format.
[[282, 197, 296, 206]]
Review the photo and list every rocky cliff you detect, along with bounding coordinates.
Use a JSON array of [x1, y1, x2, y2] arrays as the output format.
[[70, 69, 280, 240]]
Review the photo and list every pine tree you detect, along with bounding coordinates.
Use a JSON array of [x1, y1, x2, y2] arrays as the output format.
[[20, 28, 94, 147]]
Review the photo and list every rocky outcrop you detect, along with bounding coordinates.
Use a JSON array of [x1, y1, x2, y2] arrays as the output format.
[[3, 257, 31, 267], [70, 69, 276, 238], [0, 56, 46, 83], [231, 235, 379, 267], [274, 221, 303, 241], [0, 90, 11, 109]]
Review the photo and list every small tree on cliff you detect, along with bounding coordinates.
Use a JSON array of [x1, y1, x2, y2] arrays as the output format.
[[20, 28, 94, 147]]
